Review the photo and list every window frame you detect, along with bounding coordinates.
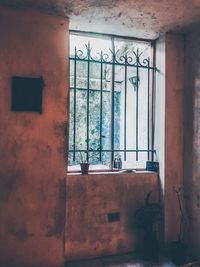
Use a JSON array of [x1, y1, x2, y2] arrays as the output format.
[[67, 30, 157, 172]]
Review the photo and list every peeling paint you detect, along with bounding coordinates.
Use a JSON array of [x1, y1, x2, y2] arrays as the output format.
[[7, 221, 33, 241], [54, 121, 68, 163], [10, 140, 23, 158], [46, 179, 66, 239], [36, 142, 52, 158], [0, 169, 25, 202], [21, 119, 32, 128], [54, 122, 68, 138]]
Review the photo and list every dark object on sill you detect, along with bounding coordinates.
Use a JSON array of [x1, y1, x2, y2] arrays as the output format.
[[146, 161, 159, 173], [11, 76, 44, 114], [135, 191, 162, 261], [107, 212, 120, 222], [114, 156, 122, 169], [170, 240, 187, 265], [80, 163, 90, 175]]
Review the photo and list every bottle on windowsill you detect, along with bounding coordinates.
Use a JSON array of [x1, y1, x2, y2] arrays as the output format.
[[114, 157, 118, 169], [118, 156, 122, 169], [113, 156, 122, 170]]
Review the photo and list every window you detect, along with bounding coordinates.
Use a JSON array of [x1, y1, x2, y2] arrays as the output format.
[[68, 31, 156, 171]]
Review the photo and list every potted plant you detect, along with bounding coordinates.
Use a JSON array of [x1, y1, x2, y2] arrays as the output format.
[[76, 129, 105, 174], [169, 187, 188, 265], [135, 191, 162, 261]]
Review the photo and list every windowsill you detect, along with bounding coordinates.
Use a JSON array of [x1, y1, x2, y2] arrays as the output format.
[[67, 169, 157, 176]]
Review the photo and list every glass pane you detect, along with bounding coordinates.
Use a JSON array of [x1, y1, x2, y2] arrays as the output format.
[[114, 38, 151, 63], [138, 68, 148, 150], [89, 62, 101, 90], [102, 64, 112, 91], [89, 90, 100, 165], [68, 89, 74, 151], [102, 90, 112, 167], [120, 152, 148, 169], [70, 34, 112, 59], [76, 61, 88, 89], [70, 60, 74, 88], [114, 64, 122, 151], [76, 89, 87, 150], [114, 38, 151, 169]]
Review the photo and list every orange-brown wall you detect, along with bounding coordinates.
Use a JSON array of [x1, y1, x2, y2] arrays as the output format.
[[184, 27, 200, 258], [0, 6, 68, 267], [165, 33, 185, 242], [66, 172, 159, 261], [0, 5, 187, 265]]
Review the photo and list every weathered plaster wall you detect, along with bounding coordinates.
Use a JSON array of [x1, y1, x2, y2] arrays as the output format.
[[184, 27, 200, 259], [65, 172, 159, 261], [165, 33, 185, 242], [0, 6, 68, 267], [1, 0, 200, 39]]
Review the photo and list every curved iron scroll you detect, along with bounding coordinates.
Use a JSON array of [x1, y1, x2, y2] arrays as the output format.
[[70, 43, 156, 70]]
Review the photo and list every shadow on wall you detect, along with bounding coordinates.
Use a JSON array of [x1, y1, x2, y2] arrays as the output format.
[[184, 26, 200, 258]]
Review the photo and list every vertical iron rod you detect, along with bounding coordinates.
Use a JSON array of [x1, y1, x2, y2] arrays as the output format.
[[151, 42, 156, 161], [100, 51, 103, 161], [111, 38, 115, 166], [124, 55, 127, 161], [136, 49, 139, 161], [73, 47, 77, 162], [147, 58, 150, 160], [86, 42, 90, 162]]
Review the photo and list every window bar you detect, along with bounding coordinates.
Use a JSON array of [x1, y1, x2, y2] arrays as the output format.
[[151, 42, 156, 161], [111, 38, 115, 166], [69, 149, 155, 153], [73, 47, 77, 162], [136, 49, 139, 161], [124, 54, 127, 161], [86, 42, 91, 162], [70, 86, 120, 94], [99, 51, 103, 161], [147, 57, 150, 160]]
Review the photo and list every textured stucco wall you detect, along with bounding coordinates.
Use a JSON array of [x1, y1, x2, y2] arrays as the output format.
[[0, 0, 200, 39], [154, 33, 185, 245], [65, 172, 159, 261], [0, 6, 68, 267], [164, 33, 185, 242], [184, 27, 200, 259]]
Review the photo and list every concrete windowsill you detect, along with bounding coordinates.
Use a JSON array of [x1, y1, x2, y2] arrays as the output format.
[[67, 170, 156, 176]]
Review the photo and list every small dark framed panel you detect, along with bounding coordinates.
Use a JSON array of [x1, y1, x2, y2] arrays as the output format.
[[11, 76, 44, 114]]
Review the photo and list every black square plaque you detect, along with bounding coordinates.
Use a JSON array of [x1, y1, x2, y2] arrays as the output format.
[[11, 76, 44, 114]]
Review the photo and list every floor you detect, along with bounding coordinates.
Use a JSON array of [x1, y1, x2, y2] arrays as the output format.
[[66, 253, 177, 267]]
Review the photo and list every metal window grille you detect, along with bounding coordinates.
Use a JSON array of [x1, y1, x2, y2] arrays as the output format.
[[68, 32, 157, 170]]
